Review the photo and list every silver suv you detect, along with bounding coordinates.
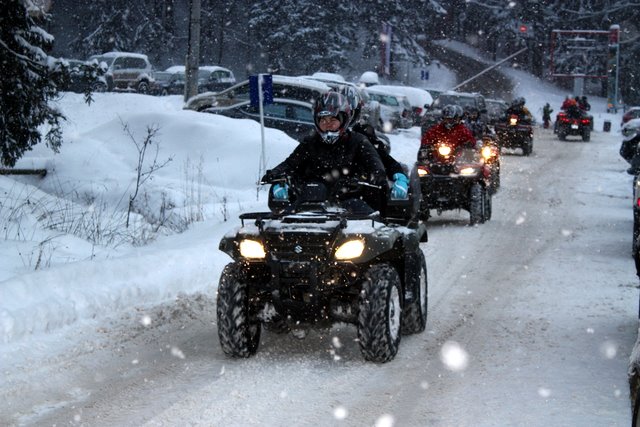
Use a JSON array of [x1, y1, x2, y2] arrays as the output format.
[[88, 52, 154, 93]]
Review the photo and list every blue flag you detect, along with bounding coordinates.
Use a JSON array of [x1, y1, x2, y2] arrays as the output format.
[[249, 74, 273, 107]]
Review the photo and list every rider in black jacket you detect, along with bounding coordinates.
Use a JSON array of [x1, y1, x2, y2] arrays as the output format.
[[341, 85, 410, 201], [264, 91, 388, 213]]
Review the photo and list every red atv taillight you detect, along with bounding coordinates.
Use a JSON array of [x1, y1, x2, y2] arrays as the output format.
[[581, 118, 591, 125]]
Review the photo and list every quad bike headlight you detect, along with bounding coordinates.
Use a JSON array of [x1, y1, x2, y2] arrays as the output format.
[[509, 117, 518, 126], [459, 166, 477, 176], [239, 239, 266, 259], [437, 144, 452, 157], [481, 145, 497, 160], [335, 239, 365, 260]]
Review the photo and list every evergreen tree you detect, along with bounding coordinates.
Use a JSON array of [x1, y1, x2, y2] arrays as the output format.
[[249, 0, 357, 74], [201, 0, 238, 66], [355, 0, 437, 74], [0, 1, 65, 167], [70, 2, 135, 57]]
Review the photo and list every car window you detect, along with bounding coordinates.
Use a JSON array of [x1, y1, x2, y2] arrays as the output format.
[[126, 57, 147, 69], [232, 84, 251, 100], [434, 95, 476, 109], [263, 103, 288, 119], [112, 57, 125, 70], [272, 84, 320, 103], [369, 93, 400, 107], [155, 71, 172, 83], [292, 105, 313, 122], [487, 102, 504, 114]]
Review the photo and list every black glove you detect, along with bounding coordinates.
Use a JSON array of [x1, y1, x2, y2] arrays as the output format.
[[261, 170, 288, 184], [261, 170, 277, 184]]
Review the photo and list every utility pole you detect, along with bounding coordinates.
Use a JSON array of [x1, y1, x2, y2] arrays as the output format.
[[184, 0, 201, 102]]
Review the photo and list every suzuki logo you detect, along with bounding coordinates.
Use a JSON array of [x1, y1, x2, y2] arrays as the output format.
[[294, 245, 303, 253]]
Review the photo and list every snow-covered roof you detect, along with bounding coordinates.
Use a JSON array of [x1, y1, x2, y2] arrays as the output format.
[[90, 51, 149, 60], [199, 65, 233, 73], [368, 85, 433, 107], [365, 86, 409, 101], [359, 71, 380, 85], [165, 65, 186, 73], [311, 72, 346, 82], [272, 75, 331, 91]]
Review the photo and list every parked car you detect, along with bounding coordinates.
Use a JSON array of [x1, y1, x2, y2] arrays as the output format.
[[59, 59, 108, 93], [87, 52, 154, 93], [185, 74, 330, 112], [421, 91, 488, 135], [150, 66, 185, 96], [204, 98, 315, 140], [623, 107, 640, 127], [485, 98, 509, 126], [370, 85, 433, 126], [151, 65, 236, 96], [202, 66, 236, 93], [365, 86, 413, 130]]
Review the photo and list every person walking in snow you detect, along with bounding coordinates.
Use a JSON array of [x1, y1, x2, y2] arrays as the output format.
[[542, 103, 553, 129]]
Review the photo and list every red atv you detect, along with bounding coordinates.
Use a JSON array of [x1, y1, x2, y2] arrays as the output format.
[[555, 109, 591, 142]]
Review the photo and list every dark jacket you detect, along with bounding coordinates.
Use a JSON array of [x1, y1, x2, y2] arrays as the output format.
[[270, 130, 388, 191], [465, 117, 490, 140], [352, 123, 405, 178], [505, 105, 532, 123]]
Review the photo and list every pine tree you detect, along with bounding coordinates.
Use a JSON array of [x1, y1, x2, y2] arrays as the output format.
[[248, 0, 358, 74], [0, 1, 65, 167]]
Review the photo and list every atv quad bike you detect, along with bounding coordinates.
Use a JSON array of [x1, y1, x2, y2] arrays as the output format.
[[555, 110, 592, 142], [216, 177, 428, 363], [494, 113, 534, 156], [417, 142, 493, 225]]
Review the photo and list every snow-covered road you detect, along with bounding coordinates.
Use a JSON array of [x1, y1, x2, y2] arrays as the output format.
[[1, 127, 637, 426]]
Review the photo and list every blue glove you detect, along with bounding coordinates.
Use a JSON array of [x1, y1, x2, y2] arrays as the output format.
[[391, 173, 409, 200], [272, 183, 289, 200]]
